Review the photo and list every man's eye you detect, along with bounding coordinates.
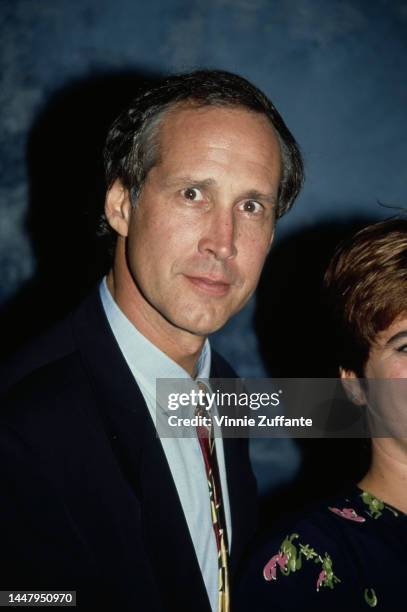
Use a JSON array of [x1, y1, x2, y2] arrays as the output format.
[[241, 200, 263, 214], [396, 344, 407, 353], [182, 187, 203, 201]]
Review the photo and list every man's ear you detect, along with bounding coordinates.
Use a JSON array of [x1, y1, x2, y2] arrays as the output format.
[[104, 180, 132, 238], [340, 367, 367, 406]]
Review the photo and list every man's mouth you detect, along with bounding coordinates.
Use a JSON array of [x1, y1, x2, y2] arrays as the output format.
[[184, 275, 232, 296]]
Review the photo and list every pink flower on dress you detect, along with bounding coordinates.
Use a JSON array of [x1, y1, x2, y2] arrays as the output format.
[[263, 552, 288, 581], [316, 569, 326, 591], [328, 506, 366, 522]]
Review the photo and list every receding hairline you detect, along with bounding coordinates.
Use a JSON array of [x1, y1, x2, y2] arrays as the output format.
[[138, 98, 285, 187]]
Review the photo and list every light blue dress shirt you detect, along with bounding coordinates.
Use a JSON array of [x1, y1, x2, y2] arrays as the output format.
[[99, 278, 231, 612]]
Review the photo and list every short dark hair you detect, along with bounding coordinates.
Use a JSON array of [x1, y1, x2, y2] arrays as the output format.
[[100, 69, 304, 246], [324, 218, 407, 376]]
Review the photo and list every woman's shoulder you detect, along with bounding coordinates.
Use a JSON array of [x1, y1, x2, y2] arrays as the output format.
[[272, 485, 404, 542], [235, 487, 407, 612]]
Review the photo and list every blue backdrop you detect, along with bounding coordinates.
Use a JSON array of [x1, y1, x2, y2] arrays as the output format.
[[1, 0, 406, 504]]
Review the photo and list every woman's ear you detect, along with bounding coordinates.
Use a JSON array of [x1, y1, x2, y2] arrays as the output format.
[[340, 367, 367, 406], [104, 179, 132, 238]]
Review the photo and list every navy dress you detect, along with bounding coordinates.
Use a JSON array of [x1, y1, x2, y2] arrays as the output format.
[[236, 486, 407, 611]]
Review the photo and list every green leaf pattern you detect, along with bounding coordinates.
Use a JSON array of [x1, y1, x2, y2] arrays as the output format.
[[263, 490, 404, 607]]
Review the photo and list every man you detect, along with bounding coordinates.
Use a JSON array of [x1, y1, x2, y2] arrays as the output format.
[[0, 70, 303, 611]]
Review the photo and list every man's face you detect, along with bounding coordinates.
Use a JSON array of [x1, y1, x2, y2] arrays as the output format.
[[122, 105, 282, 337]]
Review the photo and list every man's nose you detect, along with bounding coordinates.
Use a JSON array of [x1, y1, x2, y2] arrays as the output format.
[[197, 210, 237, 261]]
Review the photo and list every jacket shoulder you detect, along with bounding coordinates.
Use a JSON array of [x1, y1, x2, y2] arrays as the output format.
[[0, 313, 95, 438], [0, 314, 76, 397], [0, 348, 95, 436]]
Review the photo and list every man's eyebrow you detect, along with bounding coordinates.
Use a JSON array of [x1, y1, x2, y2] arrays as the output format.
[[243, 189, 277, 204], [386, 330, 407, 345], [162, 176, 217, 189]]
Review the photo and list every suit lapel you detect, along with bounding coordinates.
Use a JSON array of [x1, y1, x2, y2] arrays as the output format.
[[71, 289, 211, 612], [221, 436, 257, 575]]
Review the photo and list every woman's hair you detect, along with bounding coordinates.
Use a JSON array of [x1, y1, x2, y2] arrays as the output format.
[[324, 218, 407, 376]]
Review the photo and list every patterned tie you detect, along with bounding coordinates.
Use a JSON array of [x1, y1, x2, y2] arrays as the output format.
[[195, 381, 230, 612]]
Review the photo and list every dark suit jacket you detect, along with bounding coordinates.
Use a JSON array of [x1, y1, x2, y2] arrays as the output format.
[[0, 288, 257, 611]]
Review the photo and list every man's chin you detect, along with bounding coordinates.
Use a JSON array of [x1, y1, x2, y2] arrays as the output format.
[[170, 313, 231, 338]]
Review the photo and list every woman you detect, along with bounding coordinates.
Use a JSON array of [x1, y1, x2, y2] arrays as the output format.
[[236, 219, 407, 611]]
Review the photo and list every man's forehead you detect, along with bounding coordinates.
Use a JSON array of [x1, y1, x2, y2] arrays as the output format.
[[159, 102, 276, 142], [156, 104, 281, 172]]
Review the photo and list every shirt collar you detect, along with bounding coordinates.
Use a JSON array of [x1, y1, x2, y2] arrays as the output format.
[[99, 277, 211, 391]]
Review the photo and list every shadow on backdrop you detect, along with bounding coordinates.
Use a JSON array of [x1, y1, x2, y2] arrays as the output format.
[[254, 219, 378, 530], [0, 69, 160, 361]]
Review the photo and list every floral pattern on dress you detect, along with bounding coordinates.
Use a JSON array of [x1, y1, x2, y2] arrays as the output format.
[[328, 491, 399, 522], [328, 507, 366, 522], [263, 489, 405, 608], [360, 491, 399, 519], [364, 587, 378, 608], [263, 533, 340, 591]]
